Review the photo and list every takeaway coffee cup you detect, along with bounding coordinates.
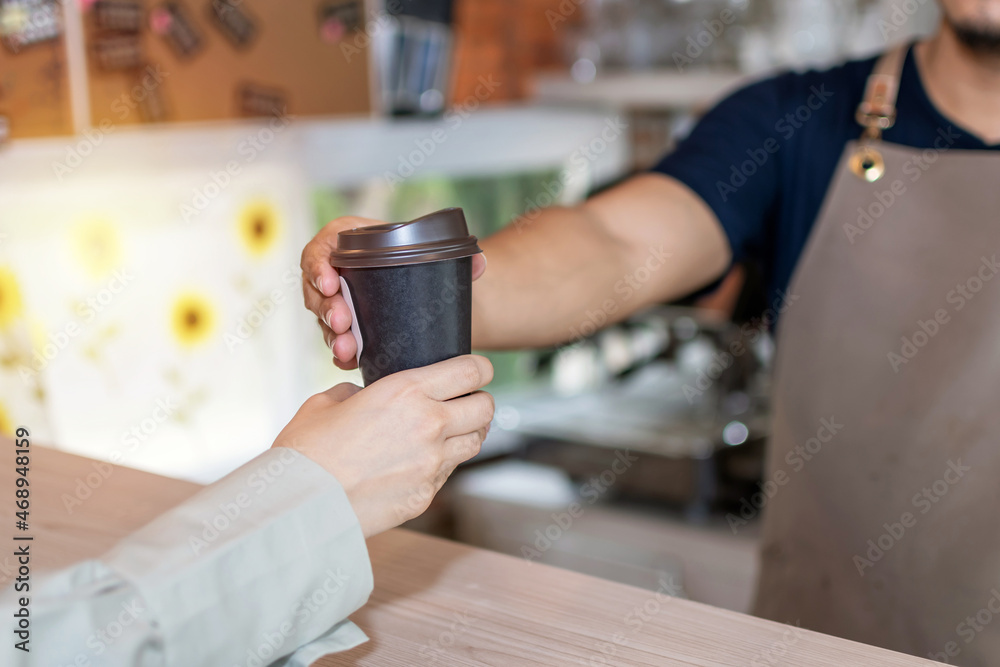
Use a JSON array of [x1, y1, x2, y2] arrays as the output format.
[[329, 207, 482, 386]]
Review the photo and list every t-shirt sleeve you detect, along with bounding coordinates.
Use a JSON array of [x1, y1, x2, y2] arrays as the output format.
[[653, 73, 793, 264]]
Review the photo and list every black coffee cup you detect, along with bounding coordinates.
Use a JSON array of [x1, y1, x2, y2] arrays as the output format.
[[330, 208, 482, 386]]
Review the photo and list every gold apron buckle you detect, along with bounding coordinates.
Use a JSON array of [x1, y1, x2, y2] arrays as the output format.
[[850, 146, 886, 183]]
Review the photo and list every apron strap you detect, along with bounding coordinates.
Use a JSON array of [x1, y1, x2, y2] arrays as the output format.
[[855, 44, 908, 140]]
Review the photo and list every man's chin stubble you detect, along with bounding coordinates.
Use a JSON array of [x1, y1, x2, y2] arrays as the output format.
[[948, 17, 1000, 56]]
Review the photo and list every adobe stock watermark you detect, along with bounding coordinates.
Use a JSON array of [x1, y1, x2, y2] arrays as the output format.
[[419, 609, 478, 665], [853, 458, 970, 576], [929, 586, 1000, 664], [716, 86, 834, 203], [239, 568, 352, 667], [726, 416, 844, 534], [877, 0, 935, 41], [1, 0, 61, 56], [339, 0, 416, 62], [514, 116, 628, 233], [393, 478, 438, 527], [52, 65, 169, 180], [844, 126, 960, 244], [61, 395, 181, 514], [17, 269, 135, 385], [747, 621, 807, 667], [682, 289, 799, 404], [180, 107, 294, 222], [520, 449, 637, 561], [225, 265, 302, 352], [83, 598, 146, 660], [545, 0, 586, 31], [587, 576, 682, 667], [672, 2, 748, 72], [887, 254, 1000, 373], [568, 245, 672, 343], [189, 448, 300, 555], [383, 74, 502, 190]]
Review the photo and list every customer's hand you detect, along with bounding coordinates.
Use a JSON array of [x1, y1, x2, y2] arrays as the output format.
[[301, 216, 487, 370], [272, 355, 494, 537]]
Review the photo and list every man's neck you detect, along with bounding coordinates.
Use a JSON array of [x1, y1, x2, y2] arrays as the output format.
[[915, 24, 1000, 144]]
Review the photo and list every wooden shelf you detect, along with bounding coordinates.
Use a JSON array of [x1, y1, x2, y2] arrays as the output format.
[[0, 105, 629, 189], [532, 69, 754, 111]]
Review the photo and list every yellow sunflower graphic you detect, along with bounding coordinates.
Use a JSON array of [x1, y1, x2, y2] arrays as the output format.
[[72, 219, 122, 278], [0, 267, 24, 331], [171, 292, 217, 348], [237, 200, 282, 257], [0, 402, 12, 437]]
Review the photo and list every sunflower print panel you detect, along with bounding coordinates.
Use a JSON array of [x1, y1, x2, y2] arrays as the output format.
[[237, 200, 282, 257], [0, 401, 12, 437], [171, 292, 217, 348], [0, 267, 24, 332]]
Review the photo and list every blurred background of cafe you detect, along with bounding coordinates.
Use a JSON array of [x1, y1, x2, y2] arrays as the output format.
[[0, 0, 936, 613]]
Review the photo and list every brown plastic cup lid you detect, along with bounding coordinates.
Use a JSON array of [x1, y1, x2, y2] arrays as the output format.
[[329, 207, 482, 268]]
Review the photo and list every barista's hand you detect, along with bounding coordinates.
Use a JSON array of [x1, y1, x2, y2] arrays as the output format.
[[272, 355, 494, 538], [301, 216, 487, 370]]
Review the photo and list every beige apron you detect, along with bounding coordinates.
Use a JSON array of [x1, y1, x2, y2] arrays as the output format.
[[752, 46, 1000, 665]]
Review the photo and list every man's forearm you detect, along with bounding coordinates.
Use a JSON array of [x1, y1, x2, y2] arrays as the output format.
[[472, 205, 625, 349], [471, 175, 732, 350], [472, 205, 641, 350]]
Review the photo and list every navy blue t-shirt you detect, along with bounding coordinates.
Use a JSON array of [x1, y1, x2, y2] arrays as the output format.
[[654, 45, 1000, 308]]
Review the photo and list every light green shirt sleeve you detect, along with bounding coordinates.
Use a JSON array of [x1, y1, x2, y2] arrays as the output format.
[[2, 446, 374, 667]]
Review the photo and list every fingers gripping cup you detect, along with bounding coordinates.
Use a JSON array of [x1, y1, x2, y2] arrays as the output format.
[[330, 208, 482, 386]]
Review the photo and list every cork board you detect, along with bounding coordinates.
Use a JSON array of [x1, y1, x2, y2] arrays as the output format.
[[0, 31, 74, 138], [83, 0, 371, 126]]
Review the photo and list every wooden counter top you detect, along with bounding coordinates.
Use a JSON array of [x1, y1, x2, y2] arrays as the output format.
[[1, 444, 936, 666]]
